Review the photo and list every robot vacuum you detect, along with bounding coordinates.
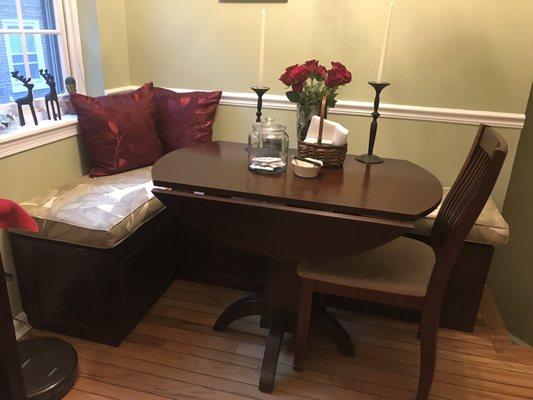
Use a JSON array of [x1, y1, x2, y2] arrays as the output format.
[[19, 337, 78, 400]]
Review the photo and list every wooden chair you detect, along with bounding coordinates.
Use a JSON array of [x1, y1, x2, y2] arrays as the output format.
[[294, 124, 508, 400]]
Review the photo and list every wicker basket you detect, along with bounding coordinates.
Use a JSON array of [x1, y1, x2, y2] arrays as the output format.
[[297, 96, 347, 168]]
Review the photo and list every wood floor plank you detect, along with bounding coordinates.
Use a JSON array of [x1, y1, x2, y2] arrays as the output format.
[[63, 389, 111, 400], [34, 330, 391, 400], [79, 358, 258, 400], [145, 305, 533, 382], [154, 295, 496, 354], [160, 293, 493, 348], [143, 313, 268, 346], [164, 283, 492, 345], [233, 337, 531, 400], [77, 335, 392, 400], [33, 280, 533, 400], [171, 280, 249, 298], [132, 326, 421, 400], [148, 300, 533, 375], [152, 300, 498, 360], [310, 355, 533, 398], [75, 377, 177, 400], [135, 320, 241, 353], [343, 341, 533, 388], [131, 319, 533, 399], [328, 309, 494, 347]]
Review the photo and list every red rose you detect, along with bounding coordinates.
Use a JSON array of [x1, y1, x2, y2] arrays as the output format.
[[279, 64, 310, 87], [316, 65, 327, 80], [325, 62, 352, 87], [325, 69, 343, 88], [279, 64, 299, 86], [305, 60, 327, 80], [304, 59, 319, 73], [289, 65, 310, 84], [332, 62, 352, 84], [292, 82, 304, 93]]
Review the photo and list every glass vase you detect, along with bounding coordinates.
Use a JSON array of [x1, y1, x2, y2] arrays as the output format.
[[296, 102, 322, 141]]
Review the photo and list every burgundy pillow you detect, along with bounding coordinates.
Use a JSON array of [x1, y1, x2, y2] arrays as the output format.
[[154, 87, 222, 153], [71, 83, 162, 177]]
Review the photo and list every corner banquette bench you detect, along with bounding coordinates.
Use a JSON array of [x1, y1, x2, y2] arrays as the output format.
[[9, 168, 508, 345], [9, 167, 175, 346]]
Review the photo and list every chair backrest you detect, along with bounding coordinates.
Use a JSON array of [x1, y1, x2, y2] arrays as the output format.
[[427, 125, 508, 302]]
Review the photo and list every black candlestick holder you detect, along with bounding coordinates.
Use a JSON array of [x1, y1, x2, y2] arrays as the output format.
[[356, 81, 390, 164], [252, 86, 269, 122]]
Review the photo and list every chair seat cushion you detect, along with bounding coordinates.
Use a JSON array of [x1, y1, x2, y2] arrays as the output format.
[[413, 187, 509, 246], [298, 237, 435, 297], [11, 166, 164, 249]]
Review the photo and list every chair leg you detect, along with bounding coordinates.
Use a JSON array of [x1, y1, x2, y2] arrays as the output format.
[[294, 279, 313, 372], [417, 314, 439, 400]]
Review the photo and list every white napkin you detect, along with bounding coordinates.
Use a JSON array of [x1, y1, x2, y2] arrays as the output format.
[[304, 116, 349, 146]]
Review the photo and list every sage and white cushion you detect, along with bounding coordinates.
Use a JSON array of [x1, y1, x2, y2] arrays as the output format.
[[413, 187, 509, 246], [298, 188, 509, 295], [298, 237, 435, 297], [12, 166, 163, 249]]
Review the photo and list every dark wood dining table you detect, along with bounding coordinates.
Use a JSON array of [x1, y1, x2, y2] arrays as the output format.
[[152, 141, 443, 393]]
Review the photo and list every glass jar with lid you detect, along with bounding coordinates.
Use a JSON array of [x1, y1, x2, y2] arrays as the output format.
[[247, 117, 289, 174]]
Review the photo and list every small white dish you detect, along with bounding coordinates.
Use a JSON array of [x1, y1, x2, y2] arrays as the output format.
[[292, 158, 322, 178]]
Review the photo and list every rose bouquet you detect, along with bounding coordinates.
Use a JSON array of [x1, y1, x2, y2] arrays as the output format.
[[279, 60, 352, 139]]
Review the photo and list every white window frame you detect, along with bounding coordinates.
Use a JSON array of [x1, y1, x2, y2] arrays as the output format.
[[0, 0, 86, 159], [3, 19, 48, 93], [0, 0, 77, 104]]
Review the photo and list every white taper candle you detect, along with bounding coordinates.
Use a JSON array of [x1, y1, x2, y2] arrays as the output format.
[[376, 1, 394, 83], [258, 9, 266, 87]]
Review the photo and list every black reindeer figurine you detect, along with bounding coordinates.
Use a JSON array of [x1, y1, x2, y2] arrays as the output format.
[[11, 71, 38, 126], [40, 69, 61, 121]]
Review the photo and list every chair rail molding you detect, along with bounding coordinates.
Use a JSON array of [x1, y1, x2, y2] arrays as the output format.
[[106, 86, 525, 129]]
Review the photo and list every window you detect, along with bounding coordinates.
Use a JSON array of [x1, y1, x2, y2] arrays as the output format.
[[4, 19, 47, 93], [0, 0, 69, 104]]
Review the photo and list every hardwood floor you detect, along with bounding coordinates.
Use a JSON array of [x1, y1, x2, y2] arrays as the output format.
[[31, 280, 533, 400]]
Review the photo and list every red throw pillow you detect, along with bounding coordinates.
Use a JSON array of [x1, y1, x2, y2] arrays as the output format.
[[154, 87, 222, 153], [71, 83, 162, 177]]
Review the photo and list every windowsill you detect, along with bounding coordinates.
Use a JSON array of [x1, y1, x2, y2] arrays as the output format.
[[0, 114, 79, 159]]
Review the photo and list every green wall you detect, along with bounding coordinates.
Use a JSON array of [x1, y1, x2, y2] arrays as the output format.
[[77, 0, 105, 96], [124, 0, 533, 112], [116, 0, 533, 208], [489, 85, 533, 345], [95, 0, 130, 89], [0, 136, 88, 316]]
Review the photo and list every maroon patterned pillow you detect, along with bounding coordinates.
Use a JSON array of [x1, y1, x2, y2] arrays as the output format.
[[154, 87, 222, 153], [71, 83, 162, 177]]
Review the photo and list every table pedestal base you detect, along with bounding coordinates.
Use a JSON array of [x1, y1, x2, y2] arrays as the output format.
[[213, 260, 354, 393]]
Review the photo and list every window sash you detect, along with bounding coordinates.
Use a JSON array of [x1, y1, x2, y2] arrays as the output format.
[[0, 0, 72, 99], [3, 19, 48, 93]]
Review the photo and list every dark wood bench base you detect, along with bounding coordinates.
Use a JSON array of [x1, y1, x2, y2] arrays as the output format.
[[177, 225, 493, 333], [10, 211, 175, 346], [10, 214, 492, 348]]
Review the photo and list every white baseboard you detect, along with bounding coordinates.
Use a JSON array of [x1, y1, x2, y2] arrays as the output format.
[[510, 333, 532, 348], [13, 311, 31, 339], [106, 85, 525, 129]]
